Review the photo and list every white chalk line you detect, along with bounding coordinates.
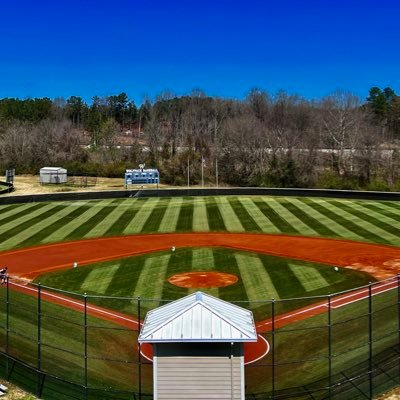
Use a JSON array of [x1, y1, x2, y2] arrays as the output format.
[[257, 279, 399, 328], [327, 279, 397, 309], [140, 334, 271, 365], [9, 281, 140, 328]]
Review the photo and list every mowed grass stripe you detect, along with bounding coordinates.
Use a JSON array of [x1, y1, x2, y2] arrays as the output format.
[[159, 198, 183, 232], [213, 249, 249, 303], [192, 198, 209, 232], [191, 248, 215, 271], [314, 199, 394, 243], [162, 249, 192, 300], [356, 201, 400, 225], [10, 203, 91, 248], [284, 198, 360, 239], [0, 203, 34, 222], [0, 204, 21, 218], [288, 264, 330, 292], [332, 200, 400, 241], [216, 197, 244, 232], [123, 198, 160, 234], [84, 198, 133, 238], [141, 198, 170, 233], [80, 264, 120, 294], [205, 197, 226, 231], [265, 198, 319, 236], [176, 198, 194, 231], [260, 256, 303, 299], [0, 203, 62, 249], [377, 201, 400, 215], [133, 254, 171, 299], [238, 198, 279, 232], [105, 200, 144, 236], [278, 199, 337, 237], [304, 198, 385, 243], [253, 199, 298, 234], [3, 203, 76, 247], [65, 199, 122, 240], [191, 248, 218, 296], [235, 253, 280, 300], [106, 257, 145, 296], [0, 203, 49, 232], [228, 198, 261, 232], [45, 199, 116, 242]]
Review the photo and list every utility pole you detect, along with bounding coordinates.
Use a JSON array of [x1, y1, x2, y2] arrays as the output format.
[[187, 158, 190, 189]]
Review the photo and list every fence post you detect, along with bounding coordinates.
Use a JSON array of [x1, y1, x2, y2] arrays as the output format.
[[138, 296, 142, 400], [5, 276, 10, 378], [328, 294, 332, 400], [84, 294, 88, 400], [368, 283, 373, 400], [37, 283, 42, 398], [271, 298, 275, 400]]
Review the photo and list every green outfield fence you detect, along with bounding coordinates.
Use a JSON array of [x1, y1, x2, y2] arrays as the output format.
[[0, 276, 399, 399]]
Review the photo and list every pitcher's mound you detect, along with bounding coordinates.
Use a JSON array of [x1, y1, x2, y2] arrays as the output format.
[[168, 271, 238, 288]]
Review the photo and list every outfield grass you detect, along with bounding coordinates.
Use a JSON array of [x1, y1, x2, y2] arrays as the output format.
[[34, 248, 374, 320], [1, 196, 400, 252]]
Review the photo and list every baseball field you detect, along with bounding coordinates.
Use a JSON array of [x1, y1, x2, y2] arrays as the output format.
[[0, 194, 400, 399]]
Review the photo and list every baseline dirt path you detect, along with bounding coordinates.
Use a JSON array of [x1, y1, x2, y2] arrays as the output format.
[[2, 232, 400, 280]]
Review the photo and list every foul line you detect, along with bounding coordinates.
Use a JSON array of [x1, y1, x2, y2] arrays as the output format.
[[10, 281, 140, 328]]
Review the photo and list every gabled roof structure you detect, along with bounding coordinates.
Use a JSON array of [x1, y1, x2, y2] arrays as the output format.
[[138, 292, 257, 343]]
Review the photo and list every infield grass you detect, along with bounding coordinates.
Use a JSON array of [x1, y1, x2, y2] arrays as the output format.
[[34, 248, 374, 320]]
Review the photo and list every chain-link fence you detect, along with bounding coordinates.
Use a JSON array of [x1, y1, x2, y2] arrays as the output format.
[[0, 276, 399, 399]]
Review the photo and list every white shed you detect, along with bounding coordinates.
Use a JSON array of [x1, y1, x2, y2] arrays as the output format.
[[39, 167, 67, 184], [139, 292, 257, 400]]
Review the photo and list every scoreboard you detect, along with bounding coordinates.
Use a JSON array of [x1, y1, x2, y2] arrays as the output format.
[[125, 169, 160, 186]]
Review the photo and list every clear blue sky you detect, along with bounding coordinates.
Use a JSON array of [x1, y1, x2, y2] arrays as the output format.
[[0, 0, 399, 104]]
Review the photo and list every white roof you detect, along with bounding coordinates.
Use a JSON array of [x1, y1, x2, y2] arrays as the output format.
[[40, 167, 67, 172], [138, 292, 257, 343]]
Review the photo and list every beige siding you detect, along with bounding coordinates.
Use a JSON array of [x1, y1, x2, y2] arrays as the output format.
[[155, 356, 243, 399]]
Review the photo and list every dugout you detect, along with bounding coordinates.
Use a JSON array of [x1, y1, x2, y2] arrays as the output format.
[[138, 291, 257, 400], [39, 167, 67, 184]]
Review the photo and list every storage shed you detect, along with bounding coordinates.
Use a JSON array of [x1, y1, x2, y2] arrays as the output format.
[[138, 292, 257, 400], [39, 167, 67, 184]]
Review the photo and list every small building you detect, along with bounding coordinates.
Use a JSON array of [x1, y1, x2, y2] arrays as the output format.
[[125, 168, 159, 186], [138, 292, 257, 400], [39, 167, 67, 184]]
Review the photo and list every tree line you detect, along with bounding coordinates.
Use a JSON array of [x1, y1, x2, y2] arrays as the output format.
[[0, 87, 399, 190]]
